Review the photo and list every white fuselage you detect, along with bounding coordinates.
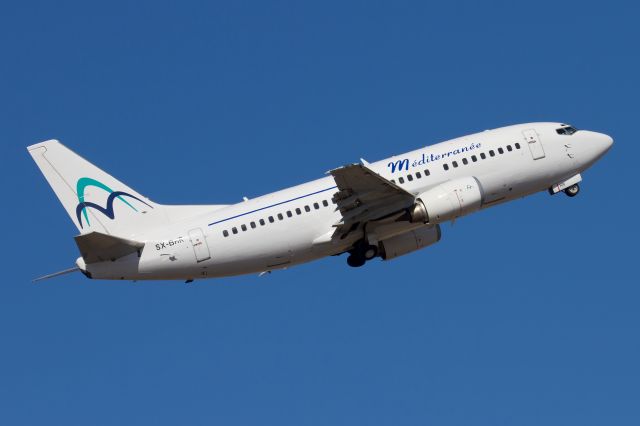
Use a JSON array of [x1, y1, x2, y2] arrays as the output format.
[[79, 122, 612, 280]]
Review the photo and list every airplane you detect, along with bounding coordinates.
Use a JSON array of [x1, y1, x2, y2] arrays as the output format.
[[28, 122, 612, 282]]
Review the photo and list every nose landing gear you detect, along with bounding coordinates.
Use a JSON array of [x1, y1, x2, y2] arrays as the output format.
[[346, 241, 378, 268], [564, 183, 580, 197]]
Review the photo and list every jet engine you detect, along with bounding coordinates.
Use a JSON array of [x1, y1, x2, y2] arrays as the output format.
[[378, 225, 441, 260], [409, 176, 483, 224]]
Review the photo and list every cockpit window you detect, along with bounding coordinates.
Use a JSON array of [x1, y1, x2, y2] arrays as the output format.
[[556, 125, 578, 135]]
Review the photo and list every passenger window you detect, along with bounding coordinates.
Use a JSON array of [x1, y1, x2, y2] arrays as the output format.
[[223, 230, 229, 237], [305, 205, 310, 212], [453, 161, 459, 168], [277, 213, 283, 220], [287, 211, 292, 218], [498, 147, 504, 154], [250, 221, 256, 229], [314, 202, 319, 210], [443, 164, 449, 171], [295, 208, 301, 215], [259, 219, 265, 226], [241, 224, 247, 231], [322, 200, 329, 207], [399, 177, 405, 184], [390, 179, 395, 183], [471, 155, 477, 162], [515, 143, 521, 149], [269, 216, 275, 223], [489, 150, 495, 157], [232, 227, 238, 234], [407, 174, 413, 181], [507, 145, 512, 152], [462, 158, 468, 165], [424, 169, 430, 176], [416, 172, 422, 179], [480, 153, 486, 159]]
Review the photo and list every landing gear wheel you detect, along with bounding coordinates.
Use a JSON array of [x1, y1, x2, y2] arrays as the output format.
[[347, 240, 378, 267], [347, 254, 366, 268], [363, 245, 378, 260], [564, 184, 580, 197]]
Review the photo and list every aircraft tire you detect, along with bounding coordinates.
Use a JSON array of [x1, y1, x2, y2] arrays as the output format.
[[363, 245, 378, 260], [347, 254, 366, 268], [564, 184, 580, 197]]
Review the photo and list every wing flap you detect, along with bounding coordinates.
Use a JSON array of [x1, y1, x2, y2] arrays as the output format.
[[329, 163, 415, 235]]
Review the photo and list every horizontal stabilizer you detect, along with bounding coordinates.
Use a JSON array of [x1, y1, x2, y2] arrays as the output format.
[[33, 267, 80, 283], [75, 231, 144, 264]]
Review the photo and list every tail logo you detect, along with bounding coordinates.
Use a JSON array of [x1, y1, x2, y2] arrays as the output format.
[[75, 177, 152, 228]]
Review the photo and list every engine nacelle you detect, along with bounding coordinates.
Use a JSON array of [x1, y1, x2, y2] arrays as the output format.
[[410, 176, 483, 224], [379, 225, 441, 260]]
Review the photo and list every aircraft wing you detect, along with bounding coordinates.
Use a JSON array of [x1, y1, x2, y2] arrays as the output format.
[[329, 162, 415, 235]]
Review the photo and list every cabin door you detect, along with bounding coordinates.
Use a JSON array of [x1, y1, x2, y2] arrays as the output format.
[[188, 228, 211, 262], [522, 129, 545, 160]]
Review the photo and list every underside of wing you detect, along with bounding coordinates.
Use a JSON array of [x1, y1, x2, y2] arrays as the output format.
[[329, 163, 415, 237]]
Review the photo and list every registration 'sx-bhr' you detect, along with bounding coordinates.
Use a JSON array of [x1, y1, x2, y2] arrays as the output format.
[[29, 122, 612, 282]]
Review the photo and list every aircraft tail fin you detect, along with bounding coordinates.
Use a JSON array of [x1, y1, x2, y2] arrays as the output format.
[[28, 140, 161, 237]]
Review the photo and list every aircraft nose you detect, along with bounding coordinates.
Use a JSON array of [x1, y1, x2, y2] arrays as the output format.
[[594, 132, 614, 156]]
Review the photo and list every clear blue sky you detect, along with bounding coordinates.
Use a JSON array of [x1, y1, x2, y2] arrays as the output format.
[[1, 1, 638, 425]]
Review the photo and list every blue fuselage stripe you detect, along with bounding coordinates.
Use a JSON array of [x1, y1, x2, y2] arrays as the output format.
[[208, 186, 337, 226]]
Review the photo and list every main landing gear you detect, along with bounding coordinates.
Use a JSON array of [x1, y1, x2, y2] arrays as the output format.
[[564, 183, 580, 197], [346, 241, 378, 268]]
